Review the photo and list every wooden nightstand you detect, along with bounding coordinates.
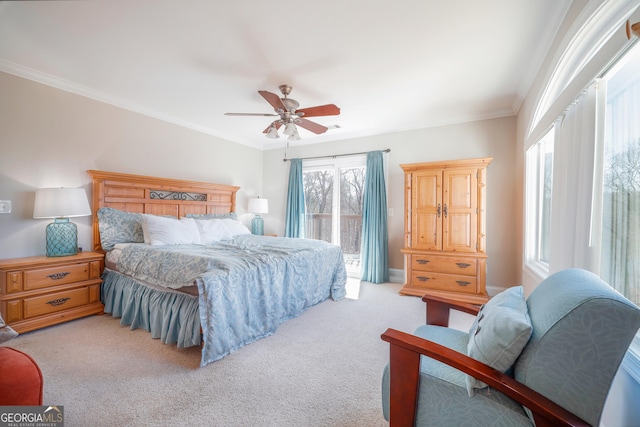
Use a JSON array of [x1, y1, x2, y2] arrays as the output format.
[[0, 252, 104, 334]]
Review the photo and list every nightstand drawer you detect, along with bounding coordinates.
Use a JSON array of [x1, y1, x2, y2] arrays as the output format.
[[23, 287, 89, 319], [24, 263, 89, 291]]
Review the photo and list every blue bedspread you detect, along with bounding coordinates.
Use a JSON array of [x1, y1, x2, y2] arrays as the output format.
[[115, 235, 347, 367]]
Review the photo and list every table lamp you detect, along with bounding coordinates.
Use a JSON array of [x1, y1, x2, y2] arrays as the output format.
[[33, 187, 92, 257], [248, 197, 268, 235]]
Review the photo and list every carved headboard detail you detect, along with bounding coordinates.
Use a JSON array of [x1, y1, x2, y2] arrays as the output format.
[[87, 170, 240, 252]]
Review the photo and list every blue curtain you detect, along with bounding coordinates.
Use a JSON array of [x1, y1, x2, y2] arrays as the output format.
[[285, 158, 306, 238], [361, 151, 389, 283]]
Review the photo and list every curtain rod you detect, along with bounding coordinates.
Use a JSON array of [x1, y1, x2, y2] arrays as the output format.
[[283, 148, 390, 162]]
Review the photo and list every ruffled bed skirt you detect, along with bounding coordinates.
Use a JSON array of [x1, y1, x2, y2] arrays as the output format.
[[101, 268, 201, 348]]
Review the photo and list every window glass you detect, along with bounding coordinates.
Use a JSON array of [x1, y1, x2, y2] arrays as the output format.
[[600, 43, 640, 305], [302, 156, 366, 277], [525, 128, 554, 272]]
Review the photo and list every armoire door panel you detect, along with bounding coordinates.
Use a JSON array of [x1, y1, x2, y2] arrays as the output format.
[[445, 213, 476, 252], [415, 172, 441, 209], [443, 168, 477, 252], [445, 169, 476, 209], [414, 212, 441, 250], [412, 171, 442, 250]]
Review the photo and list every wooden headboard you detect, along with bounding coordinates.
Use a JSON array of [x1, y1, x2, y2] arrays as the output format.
[[87, 170, 240, 252]]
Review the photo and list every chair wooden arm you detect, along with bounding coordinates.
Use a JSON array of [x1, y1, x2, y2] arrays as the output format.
[[381, 328, 589, 427], [422, 294, 482, 326]]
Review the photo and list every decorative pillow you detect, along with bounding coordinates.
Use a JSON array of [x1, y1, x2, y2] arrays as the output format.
[[466, 286, 532, 396], [142, 215, 201, 245], [195, 218, 233, 244], [186, 212, 238, 220], [221, 218, 251, 236], [97, 207, 145, 251]]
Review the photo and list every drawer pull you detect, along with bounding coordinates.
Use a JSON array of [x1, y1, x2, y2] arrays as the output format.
[[417, 276, 430, 282], [456, 280, 471, 287], [47, 272, 70, 280], [416, 259, 430, 265], [456, 262, 471, 269], [46, 297, 71, 306]]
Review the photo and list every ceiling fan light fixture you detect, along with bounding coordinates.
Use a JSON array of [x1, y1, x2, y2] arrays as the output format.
[[289, 127, 301, 141], [266, 125, 280, 139], [283, 122, 297, 136]]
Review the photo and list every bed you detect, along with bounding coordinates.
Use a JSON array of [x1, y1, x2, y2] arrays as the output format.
[[88, 170, 347, 367]]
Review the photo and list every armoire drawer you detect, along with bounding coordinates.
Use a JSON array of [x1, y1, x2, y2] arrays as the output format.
[[411, 272, 478, 294], [412, 256, 477, 276]]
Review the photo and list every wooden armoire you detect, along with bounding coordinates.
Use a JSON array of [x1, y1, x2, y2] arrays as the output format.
[[400, 158, 491, 304]]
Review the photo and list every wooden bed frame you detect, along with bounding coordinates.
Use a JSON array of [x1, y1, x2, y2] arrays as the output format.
[[87, 170, 240, 252]]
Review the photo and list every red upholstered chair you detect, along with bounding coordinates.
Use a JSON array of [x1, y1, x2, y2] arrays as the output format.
[[0, 347, 43, 405]]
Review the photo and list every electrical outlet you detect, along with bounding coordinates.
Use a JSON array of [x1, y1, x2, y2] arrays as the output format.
[[0, 200, 11, 214]]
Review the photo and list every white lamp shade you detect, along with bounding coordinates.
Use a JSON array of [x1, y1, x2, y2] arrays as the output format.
[[248, 197, 269, 214], [266, 126, 280, 139], [283, 122, 297, 136], [33, 187, 92, 219]]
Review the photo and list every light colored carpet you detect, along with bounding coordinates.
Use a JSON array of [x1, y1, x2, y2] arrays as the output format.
[[2, 280, 473, 427]]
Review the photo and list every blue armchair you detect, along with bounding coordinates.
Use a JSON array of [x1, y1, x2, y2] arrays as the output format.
[[382, 269, 640, 426]]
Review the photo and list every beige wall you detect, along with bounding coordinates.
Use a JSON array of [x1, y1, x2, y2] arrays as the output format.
[[263, 116, 519, 290], [0, 71, 263, 259], [1, 71, 519, 290]]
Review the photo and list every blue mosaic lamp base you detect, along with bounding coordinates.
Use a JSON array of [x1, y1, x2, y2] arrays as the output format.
[[46, 218, 78, 257], [251, 215, 264, 235]]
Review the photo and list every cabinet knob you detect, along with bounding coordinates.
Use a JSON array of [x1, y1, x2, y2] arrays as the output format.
[[417, 276, 430, 282], [456, 262, 471, 269], [416, 259, 430, 265], [456, 280, 471, 287]]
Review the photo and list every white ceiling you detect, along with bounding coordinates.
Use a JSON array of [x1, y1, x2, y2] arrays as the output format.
[[0, 0, 573, 150]]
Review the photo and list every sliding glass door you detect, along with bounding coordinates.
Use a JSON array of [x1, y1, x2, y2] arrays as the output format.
[[303, 156, 366, 276]]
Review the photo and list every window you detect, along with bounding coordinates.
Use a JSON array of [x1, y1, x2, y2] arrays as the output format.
[[525, 43, 640, 307], [525, 127, 554, 275], [600, 42, 640, 305]]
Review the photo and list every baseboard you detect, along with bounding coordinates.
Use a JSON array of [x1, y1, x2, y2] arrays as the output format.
[[486, 285, 508, 297], [389, 268, 404, 284]]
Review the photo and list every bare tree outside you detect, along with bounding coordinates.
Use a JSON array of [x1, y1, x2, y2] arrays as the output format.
[[340, 168, 365, 215], [601, 138, 640, 305], [304, 170, 334, 243]]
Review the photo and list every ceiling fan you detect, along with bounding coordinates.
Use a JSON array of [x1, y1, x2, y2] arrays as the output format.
[[225, 85, 340, 140]]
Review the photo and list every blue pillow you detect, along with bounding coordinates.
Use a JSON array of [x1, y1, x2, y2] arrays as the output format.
[[97, 207, 145, 250], [466, 286, 532, 396]]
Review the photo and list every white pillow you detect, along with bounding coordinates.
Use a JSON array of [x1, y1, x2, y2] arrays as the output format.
[[195, 218, 233, 243], [221, 218, 251, 236], [142, 215, 201, 245]]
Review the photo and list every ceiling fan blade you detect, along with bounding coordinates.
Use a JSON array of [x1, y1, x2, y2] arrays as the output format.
[[262, 121, 283, 133], [258, 90, 287, 112], [295, 118, 328, 134], [296, 104, 341, 117], [225, 112, 279, 116]]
